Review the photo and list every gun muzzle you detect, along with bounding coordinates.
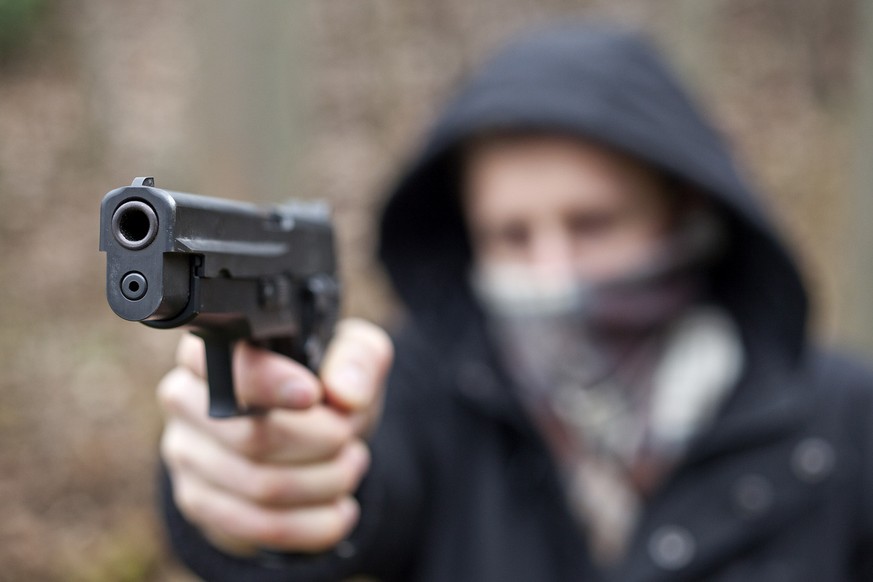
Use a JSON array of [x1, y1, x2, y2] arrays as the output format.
[[111, 200, 158, 250]]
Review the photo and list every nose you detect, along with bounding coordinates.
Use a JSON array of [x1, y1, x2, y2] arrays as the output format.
[[529, 227, 576, 279]]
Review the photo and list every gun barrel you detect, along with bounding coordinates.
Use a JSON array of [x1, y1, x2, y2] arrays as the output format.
[[111, 200, 158, 250]]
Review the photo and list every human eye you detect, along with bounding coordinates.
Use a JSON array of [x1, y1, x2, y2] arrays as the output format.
[[566, 210, 619, 239], [493, 221, 530, 250]]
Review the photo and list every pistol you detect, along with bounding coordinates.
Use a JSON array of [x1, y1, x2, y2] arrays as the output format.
[[99, 177, 340, 418]]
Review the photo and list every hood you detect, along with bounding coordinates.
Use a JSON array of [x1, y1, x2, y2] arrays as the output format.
[[377, 23, 808, 362]]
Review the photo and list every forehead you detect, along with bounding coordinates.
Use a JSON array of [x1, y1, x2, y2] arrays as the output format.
[[462, 134, 666, 218]]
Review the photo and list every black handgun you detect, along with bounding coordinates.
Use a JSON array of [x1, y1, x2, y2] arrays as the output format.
[[99, 177, 340, 418]]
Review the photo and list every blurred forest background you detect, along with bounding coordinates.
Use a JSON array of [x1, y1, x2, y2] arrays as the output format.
[[0, 0, 871, 580]]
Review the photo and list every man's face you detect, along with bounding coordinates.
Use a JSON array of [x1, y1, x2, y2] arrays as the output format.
[[464, 135, 674, 283]]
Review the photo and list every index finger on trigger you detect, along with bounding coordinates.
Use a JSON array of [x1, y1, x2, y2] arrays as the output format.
[[320, 318, 394, 412], [233, 342, 322, 411]]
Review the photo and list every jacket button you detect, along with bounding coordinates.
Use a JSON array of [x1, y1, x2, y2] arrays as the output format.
[[791, 438, 835, 483], [733, 474, 774, 517], [648, 525, 695, 570]]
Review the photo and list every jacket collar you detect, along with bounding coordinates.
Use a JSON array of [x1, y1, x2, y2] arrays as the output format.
[[447, 309, 813, 467], [684, 338, 813, 465]]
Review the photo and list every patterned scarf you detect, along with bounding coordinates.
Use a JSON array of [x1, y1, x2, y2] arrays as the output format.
[[473, 209, 741, 565]]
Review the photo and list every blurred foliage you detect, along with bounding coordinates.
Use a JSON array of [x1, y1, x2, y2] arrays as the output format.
[[0, 0, 47, 59]]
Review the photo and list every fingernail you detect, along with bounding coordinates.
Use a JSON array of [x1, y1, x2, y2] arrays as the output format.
[[278, 379, 316, 408]]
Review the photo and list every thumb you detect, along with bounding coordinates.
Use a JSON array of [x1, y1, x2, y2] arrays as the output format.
[[320, 319, 393, 412]]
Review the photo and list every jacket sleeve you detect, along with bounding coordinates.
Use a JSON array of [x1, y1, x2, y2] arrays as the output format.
[[159, 327, 434, 581]]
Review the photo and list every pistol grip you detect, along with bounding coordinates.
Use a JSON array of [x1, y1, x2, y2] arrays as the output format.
[[200, 335, 243, 418]]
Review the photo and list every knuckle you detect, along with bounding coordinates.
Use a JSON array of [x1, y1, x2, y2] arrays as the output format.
[[314, 530, 348, 552], [159, 425, 185, 469], [250, 471, 291, 505], [240, 376, 270, 408], [338, 464, 361, 494], [250, 506, 350, 552], [251, 515, 297, 549], [173, 478, 204, 523], [232, 423, 271, 460], [306, 509, 350, 551], [323, 418, 354, 453], [350, 408, 379, 437], [156, 369, 187, 414], [235, 438, 263, 461], [344, 441, 371, 489]]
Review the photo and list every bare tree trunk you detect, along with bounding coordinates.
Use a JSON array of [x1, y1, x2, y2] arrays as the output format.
[[660, 0, 721, 95], [843, 0, 873, 350], [193, 1, 310, 202]]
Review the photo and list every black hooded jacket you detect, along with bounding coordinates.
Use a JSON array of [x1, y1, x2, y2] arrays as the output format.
[[164, 25, 873, 581]]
